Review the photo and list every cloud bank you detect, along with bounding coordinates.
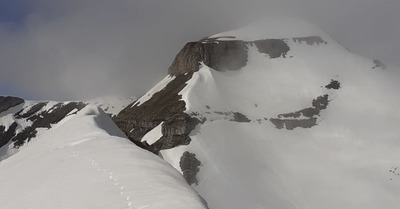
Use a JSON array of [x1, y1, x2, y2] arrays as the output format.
[[0, 0, 399, 100]]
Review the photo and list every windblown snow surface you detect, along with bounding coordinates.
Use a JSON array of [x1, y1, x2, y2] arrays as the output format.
[[157, 19, 400, 209], [0, 105, 206, 209]]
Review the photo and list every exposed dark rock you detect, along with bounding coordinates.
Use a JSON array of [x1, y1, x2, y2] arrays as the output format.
[[27, 102, 86, 129], [270, 118, 318, 130], [278, 107, 320, 119], [114, 73, 201, 153], [168, 38, 291, 75], [232, 112, 251, 122], [0, 96, 24, 113], [271, 94, 330, 130], [12, 127, 38, 148], [168, 40, 249, 75], [15, 102, 48, 119], [11, 102, 86, 148], [312, 94, 329, 110], [325, 80, 341, 90], [253, 39, 290, 58], [293, 36, 327, 45], [149, 117, 201, 152], [0, 123, 18, 147], [180, 151, 201, 185], [278, 111, 301, 119], [373, 59, 385, 69]]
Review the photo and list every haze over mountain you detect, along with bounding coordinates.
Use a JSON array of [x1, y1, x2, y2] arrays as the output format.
[[0, 17, 399, 208], [0, 0, 399, 100]]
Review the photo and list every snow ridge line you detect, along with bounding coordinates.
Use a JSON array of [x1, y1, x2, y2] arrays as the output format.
[[67, 148, 136, 209]]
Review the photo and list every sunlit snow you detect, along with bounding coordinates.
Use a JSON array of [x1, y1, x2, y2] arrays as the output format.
[[0, 106, 206, 209]]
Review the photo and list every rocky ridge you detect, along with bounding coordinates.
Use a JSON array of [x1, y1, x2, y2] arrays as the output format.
[[113, 34, 337, 186]]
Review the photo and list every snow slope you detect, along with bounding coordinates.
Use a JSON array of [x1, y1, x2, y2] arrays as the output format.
[[85, 96, 137, 117], [0, 105, 206, 209], [0, 96, 135, 161], [150, 19, 400, 209]]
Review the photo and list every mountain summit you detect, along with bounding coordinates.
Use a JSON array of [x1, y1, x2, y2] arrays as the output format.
[[115, 18, 400, 209], [0, 18, 399, 209]]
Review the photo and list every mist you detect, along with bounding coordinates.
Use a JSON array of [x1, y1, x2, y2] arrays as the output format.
[[0, 0, 399, 100]]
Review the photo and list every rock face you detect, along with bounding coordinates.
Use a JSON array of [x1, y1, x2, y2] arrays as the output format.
[[0, 100, 86, 159], [115, 37, 290, 153], [0, 97, 135, 161], [114, 73, 200, 153], [270, 94, 330, 130], [115, 35, 332, 153], [168, 38, 290, 75], [180, 151, 201, 185], [0, 96, 24, 113]]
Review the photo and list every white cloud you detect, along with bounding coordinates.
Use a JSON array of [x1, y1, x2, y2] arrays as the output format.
[[0, 0, 399, 99]]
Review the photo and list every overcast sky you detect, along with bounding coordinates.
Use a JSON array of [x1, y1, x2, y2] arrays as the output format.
[[0, 0, 399, 100]]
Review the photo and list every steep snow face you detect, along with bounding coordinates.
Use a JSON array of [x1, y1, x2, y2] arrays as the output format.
[[0, 106, 207, 209], [145, 20, 400, 209]]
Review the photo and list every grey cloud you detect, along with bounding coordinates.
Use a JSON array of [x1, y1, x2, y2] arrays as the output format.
[[0, 0, 399, 100]]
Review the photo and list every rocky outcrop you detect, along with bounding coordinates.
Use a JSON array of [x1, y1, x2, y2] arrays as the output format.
[[116, 35, 330, 150], [15, 102, 48, 119], [168, 40, 249, 75], [0, 101, 86, 151], [0, 96, 24, 113], [253, 39, 290, 58], [168, 38, 290, 75], [114, 73, 201, 153], [180, 151, 201, 185], [325, 79, 341, 90], [270, 94, 329, 130]]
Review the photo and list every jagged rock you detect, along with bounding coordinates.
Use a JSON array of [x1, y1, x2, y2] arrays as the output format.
[[180, 151, 201, 185], [0, 123, 18, 148], [271, 94, 330, 130], [168, 38, 290, 75], [27, 102, 86, 129], [15, 102, 48, 119], [0, 101, 86, 149], [168, 40, 249, 75], [114, 73, 201, 153], [325, 79, 341, 90], [253, 39, 290, 58], [13, 102, 86, 147], [232, 112, 251, 122], [270, 118, 318, 130], [312, 94, 329, 110], [0, 96, 24, 113]]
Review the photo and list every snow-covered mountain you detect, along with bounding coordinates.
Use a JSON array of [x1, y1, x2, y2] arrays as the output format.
[[114, 18, 400, 209], [1, 18, 399, 209], [0, 96, 135, 160], [0, 104, 207, 209]]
